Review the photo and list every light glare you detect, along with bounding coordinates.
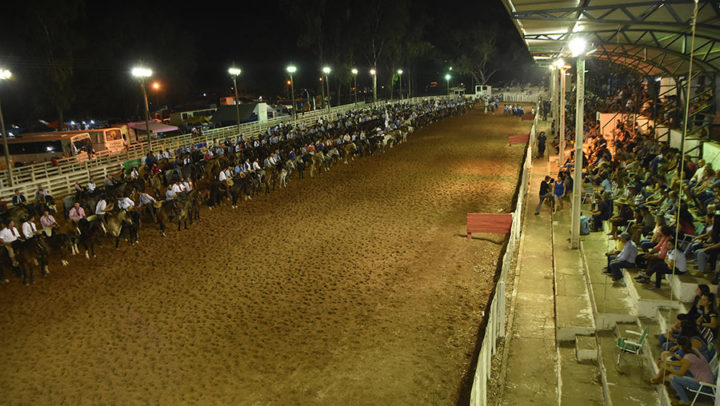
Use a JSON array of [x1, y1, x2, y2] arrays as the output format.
[[131, 67, 152, 78], [286, 65, 297, 74], [569, 37, 588, 56], [228, 67, 242, 76]]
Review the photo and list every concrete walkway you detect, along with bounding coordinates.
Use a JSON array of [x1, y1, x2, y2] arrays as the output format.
[[499, 154, 558, 405]]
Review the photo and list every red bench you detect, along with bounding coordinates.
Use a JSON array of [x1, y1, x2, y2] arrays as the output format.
[[467, 213, 513, 239]]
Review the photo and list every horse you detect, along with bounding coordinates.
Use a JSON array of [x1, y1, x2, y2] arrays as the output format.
[[230, 174, 252, 207], [40, 227, 74, 266], [310, 152, 327, 177], [326, 148, 341, 166], [105, 209, 137, 248], [341, 143, 357, 164], [16, 237, 50, 285], [279, 160, 296, 188], [76, 218, 103, 258]]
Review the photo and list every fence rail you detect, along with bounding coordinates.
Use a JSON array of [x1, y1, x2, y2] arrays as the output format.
[[0, 98, 435, 203], [469, 103, 538, 406]]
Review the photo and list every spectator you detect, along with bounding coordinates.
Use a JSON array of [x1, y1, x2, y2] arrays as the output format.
[[604, 232, 638, 282]]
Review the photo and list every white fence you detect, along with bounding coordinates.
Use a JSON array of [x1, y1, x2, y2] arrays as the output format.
[[469, 104, 538, 406], [0, 97, 434, 204], [498, 92, 543, 103]]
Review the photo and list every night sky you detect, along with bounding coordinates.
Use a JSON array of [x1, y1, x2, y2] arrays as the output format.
[[0, 0, 537, 127]]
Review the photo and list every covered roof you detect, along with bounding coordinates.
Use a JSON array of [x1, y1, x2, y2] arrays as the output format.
[[128, 121, 179, 134], [501, 0, 720, 76]]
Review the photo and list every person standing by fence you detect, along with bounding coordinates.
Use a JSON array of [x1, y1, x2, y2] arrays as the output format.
[[535, 176, 554, 215]]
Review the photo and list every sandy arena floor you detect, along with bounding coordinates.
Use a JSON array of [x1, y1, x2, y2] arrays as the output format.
[[0, 107, 530, 405]]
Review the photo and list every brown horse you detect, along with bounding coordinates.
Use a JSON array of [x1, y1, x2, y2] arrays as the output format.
[[342, 143, 357, 164]]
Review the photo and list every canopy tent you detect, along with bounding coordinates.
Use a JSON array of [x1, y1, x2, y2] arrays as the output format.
[[128, 121, 178, 134], [501, 0, 720, 76]]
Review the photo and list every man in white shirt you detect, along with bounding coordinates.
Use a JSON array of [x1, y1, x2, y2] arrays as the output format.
[[87, 180, 96, 194], [0, 220, 22, 266], [218, 170, 227, 182], [21, 215, 38, 240], [118, 196, 135, 211], [165, 185, 177, 201], [252, 159, 262, 172], [182, 177, 193, 192]]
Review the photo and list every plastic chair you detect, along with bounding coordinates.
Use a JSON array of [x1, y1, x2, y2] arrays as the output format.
[[616, 325, 649, 367]]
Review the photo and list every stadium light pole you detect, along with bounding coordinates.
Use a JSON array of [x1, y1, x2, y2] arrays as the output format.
[[569, 38, 588, 249], [397, 69, 404, 100], [553, 59, 567, 169], [370, 68, 377, 104], [351, 68, 358, 105], [445, 73, 451, 96], [131, 66, 153, 145], [322, 66, 331, 110], [0, 68, 13, 186], [286, 65, 297, 121], [228, 67, 242, 135]]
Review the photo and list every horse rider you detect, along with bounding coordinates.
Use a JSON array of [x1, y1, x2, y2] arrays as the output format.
[[95, 195, 108, 225], [0, 220, 23, 266], [165, 185, 177, 201], [21, 215, 39, 240], [40, 209, 59, 236], [35, 185, 49, 202], [117, 196, 135, 211], [252, 158, 262, 172], [130, 167, 139, 180], [182, 177, 193, 192], [12, 189, 27, 206], [69, 202, 86, 224], [138, 191, 157, 217]]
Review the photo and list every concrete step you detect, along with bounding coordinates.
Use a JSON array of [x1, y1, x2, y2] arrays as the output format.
[[668, 271, 718, 303], [580, 231, 636, 329], [559, 343, 604, 406], [597, 329, 663, 406], [623, 269, 683, 318], [576, 335, 598, 363], [553, 208, 596, 341]]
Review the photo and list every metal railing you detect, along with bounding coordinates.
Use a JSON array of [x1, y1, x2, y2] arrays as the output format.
[[0, 98, 436, 203], [469, 104, 538, 406]]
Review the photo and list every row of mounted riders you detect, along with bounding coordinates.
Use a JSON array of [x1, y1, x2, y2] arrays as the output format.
[[0, 100, 475, 285]]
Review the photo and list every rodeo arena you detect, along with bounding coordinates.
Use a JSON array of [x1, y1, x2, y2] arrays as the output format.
[[2, 1, 720, 405]]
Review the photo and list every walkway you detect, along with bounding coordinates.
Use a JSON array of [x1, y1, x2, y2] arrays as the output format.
[[498, 151, 558, 405]]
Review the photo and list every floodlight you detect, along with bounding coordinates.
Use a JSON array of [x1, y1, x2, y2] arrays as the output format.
[[569, 37, 588, 57], [131, 67, 152, 78]]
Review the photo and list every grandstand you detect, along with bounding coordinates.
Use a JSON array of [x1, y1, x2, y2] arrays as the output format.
[[465, 1, 720, 405]]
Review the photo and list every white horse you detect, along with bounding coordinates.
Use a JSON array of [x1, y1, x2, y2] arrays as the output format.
[[326, 148, 341, 165], [280, 160, 295, 188]]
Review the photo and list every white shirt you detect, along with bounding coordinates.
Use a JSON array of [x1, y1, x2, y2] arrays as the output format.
[[87, 181, 96, 192], [218, 171, 227, 182], [172, 183, 184, 194], [96, 200, 107, 215], [252, 161, 262, 171], [21, 221, 37, 239], [118, 197, 135, 210], [139, 193, 156, 206], [668, 249, 687, 274], [165, 189, 176, 200], [183, 181, 193, 191], [0, 227, 20, 243]]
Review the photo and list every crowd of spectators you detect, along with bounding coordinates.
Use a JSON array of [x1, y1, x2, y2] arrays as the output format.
[[541, 82, 719, 402]]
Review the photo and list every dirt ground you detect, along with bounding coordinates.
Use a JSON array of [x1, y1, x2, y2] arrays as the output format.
[[0, 107, 530, 405]]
